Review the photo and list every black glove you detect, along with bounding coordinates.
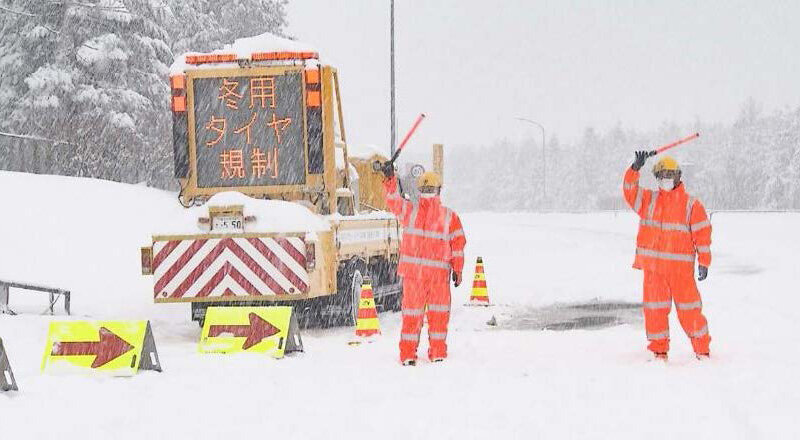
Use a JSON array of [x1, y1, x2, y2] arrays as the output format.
[[380, 161, 395, 178], [631, 150, 655, 171], [698, 265, 708, 281], [452, 272, 462, 287]]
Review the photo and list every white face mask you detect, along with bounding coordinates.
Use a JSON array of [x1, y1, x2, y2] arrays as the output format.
[[658, 178, 675, 191], [419, 192, 438, 199]]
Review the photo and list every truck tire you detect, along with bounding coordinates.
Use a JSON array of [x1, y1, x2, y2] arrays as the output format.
[[191, 302, 208, 328], [334, 259, 367, 327]]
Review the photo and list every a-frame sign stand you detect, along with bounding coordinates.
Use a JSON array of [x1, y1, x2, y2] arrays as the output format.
[[0, 338, 18, 391]]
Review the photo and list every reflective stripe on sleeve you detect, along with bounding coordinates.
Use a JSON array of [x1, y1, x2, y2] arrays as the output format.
[[624, 183, 635, 190], [689, 325, 708, 338], [685, 197, 697, 224], [403, 308, 425, 317], [636, 248, 694, 262], [452, 250, 464, 257], [401, 333, 420, 342], [409, 203, 419, 227], [399, 256, 451, 270], [429, 332, 447, 340], [691, 219, 711, 231], [449, 229, 465, 240], [676, 301, 702, 311], [696, 245, 710, 253], [634, 188, 643, 212], [643, 301, 672, 310], [640, 219, 690, 232], [427, 304, 450, 312], [647, 191, 659, 219], [647, 330, 670, 340]]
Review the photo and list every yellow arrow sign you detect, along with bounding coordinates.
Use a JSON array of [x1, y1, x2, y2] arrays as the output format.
[[199, 306, 303, 358], [41, 321, 161, 376]]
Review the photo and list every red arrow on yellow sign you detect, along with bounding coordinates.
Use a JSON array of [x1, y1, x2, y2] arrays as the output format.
[[51, 327, 135, 368], [208, 312, 280, 350]]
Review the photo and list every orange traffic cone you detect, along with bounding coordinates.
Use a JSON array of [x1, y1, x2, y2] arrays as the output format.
[[468, 257, 491, 306], [354, 277, 381, 339]]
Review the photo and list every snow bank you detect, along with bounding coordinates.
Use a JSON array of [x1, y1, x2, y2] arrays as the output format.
[[161, 191, 330, 235], [170, 31, 319, 74], [1, 171, 798, 439]]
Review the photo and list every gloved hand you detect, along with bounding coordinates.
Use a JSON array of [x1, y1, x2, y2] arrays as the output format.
[[631, 150, 654, 171], [698, 265, 708, 281], [380, 161, 395, 178], [452, 271, 462, 287]]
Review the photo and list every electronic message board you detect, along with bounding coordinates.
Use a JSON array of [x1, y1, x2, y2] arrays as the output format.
[[191, 70, 307, 188]]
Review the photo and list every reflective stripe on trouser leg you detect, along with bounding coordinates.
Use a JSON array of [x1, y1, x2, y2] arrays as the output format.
[[399, 278, 427, 362], [426, 281, 452, 360], [672, 272, 711, 354], [643, 271, 671, 354]]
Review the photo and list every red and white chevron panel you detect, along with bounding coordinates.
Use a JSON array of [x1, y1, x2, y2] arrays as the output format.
[[151, 236, 309, 301]]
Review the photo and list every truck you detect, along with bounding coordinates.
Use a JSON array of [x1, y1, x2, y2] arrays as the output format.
[[139, 34, 435, 327]]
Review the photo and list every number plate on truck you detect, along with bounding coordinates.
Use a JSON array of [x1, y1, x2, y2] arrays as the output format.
[[212, 215, 244, 232]]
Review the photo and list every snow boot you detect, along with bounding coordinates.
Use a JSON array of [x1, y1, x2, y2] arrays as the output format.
[[430, 357, 445, 363], [652, 352, 668, 362], [695, 353, 710, 361], [401, 359, 416, 366]]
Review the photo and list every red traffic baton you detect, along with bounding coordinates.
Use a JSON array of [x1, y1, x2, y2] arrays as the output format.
[[373, 113, 427, 171], [395, 113, 426, 156], [648, 132, 700, 157]]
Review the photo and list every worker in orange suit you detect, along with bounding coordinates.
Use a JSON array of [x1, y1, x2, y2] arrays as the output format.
[[381, 163, 466, 366], [623, 151, 712, 361]]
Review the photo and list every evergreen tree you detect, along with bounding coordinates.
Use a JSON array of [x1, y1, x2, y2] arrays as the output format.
[[0, 0, 64, 172], [1, 1, 289, 188], [167, 0, 288, 55], [1, 1, 174, 186]]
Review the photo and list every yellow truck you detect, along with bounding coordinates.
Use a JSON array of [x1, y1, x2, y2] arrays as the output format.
[[140, 37, 416, 327]]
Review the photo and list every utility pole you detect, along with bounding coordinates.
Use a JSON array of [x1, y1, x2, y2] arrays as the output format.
[[390, 0, 396, 157], [515, 118, 547, 201]]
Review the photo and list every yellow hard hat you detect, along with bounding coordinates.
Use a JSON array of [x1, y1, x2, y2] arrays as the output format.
[[417, 171, 442, 188], [652, 156, 680, 174]]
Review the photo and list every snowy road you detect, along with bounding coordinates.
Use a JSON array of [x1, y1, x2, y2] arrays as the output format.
[[1, 172, 799, 439]]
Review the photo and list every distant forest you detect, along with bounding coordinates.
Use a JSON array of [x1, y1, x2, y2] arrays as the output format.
[[2, 3, 798, 212], [0, 0, 288, 189], [445, 99, 800, 211]]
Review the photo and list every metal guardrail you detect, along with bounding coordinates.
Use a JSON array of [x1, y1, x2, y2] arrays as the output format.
[[0, 280, 71, 316]]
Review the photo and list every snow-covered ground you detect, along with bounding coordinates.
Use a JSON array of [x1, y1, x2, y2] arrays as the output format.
[[1, 171, 798, 439]]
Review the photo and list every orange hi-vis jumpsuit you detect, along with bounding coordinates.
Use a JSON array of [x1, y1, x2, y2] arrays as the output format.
[[623, 168, 712, 355], [383, 177, 466, 362]]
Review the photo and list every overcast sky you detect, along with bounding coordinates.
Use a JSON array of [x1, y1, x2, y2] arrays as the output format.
[[287, 0, 800, 154]]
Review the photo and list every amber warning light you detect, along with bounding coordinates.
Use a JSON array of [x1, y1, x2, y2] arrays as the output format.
[[185, 52, 319, 65], [170, 74, 187, 113]]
